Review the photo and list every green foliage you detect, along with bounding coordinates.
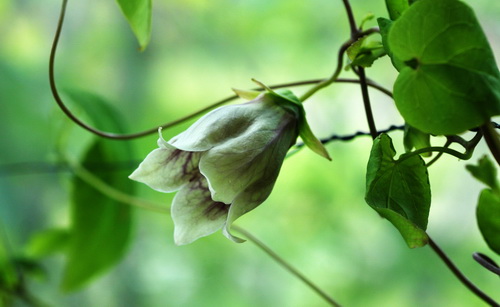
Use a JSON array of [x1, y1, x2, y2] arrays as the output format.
[[467, 155, 499, 190], [3, 0, 500, 305], [365, 134, 430, 248], [63, 140, 133, 291], [116, 0, 152, 50], [386, 0, 500, 135], [0, 233, 17, 303], [346, 35, 386, 68], [377, 17, 404, 71], [467, 156, 500, 255], [384, 0, 409, 20], [61, 91, 134, 291], [403, 125, 431, 157], [24, 228, 69, 258]]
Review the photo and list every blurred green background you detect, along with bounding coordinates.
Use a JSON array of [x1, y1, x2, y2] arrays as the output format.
[[1, 0, 499, 306]]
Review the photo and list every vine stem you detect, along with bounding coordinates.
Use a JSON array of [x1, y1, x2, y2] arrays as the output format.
[[340, 0, 379, 140], [342, 0, 358, 36], [399, 146, 473, 162], [335, 2, 497, 304], [232, 225, 342, 307], [49, 0, 235, 140], [357, 67, 378, 139], [50, 0, 387, 140], [428, 237, 500, 307], [66, 158, 170, 214], [299, 41, 351, 102], [63, 160, 342, 306], [481, 122, 500, 165]]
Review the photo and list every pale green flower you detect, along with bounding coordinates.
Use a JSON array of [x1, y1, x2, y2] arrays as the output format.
[[130, 88, 329, 245]]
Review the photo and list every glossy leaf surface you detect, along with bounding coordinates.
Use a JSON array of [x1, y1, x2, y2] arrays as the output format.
[[388, 0, 500, 135], [365, 134, 430, 248], [385, 0, 409, 20]]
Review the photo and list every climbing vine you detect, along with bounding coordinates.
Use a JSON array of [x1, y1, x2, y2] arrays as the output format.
[[1, 0, 499, 306]]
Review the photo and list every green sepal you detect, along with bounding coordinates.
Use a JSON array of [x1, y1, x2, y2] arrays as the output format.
[[252, 79, 331, 160], [296, 113, 331, 161], [232, 88, 262, 100]]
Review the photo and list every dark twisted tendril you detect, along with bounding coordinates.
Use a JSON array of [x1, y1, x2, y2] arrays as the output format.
[[473, 252, 500, 277]]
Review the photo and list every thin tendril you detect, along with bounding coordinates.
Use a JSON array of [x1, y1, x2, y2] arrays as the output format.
[[50, 0, 389, 140], [428, 237, 500, 307], [473, 253, 500, 276], [299, 40, 351, 102], [232, 225, 342, 307], [59, 157, 341, 305], [425, 139, 451, 167]]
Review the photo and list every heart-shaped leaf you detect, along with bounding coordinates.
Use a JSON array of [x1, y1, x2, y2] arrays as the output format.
[[387, 0, 500, 135], [365, 134, 430, 248]]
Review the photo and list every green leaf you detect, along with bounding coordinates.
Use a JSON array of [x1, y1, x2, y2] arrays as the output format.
[[24, 229, 69, 259], [64, 89, 130, 133], [387, 0, 500, 135], [385, 0, 409, 20], [377, 18, 404, 71], [116, 0, 152, 50], [12, 257, 46, 280], [61, 91, 134, 291], [403, 124, 431, 157], [476, 189, 500, 255], [0, 230, 17, 292], [346, 36, 386, 68], [365, 133, 430, 248], [466, 155, 499, 191], [62, 140, 134, 291], [467, 156, 500, 255]]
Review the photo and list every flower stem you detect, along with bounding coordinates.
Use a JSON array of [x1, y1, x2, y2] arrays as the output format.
[[428, 237, 500, 307], [232, 225, 342, 307]]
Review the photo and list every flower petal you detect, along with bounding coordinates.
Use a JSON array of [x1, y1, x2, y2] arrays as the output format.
[[222, 170, 282, 242], [218, 119, 298, 242], [168, 95, 296, 152], [129, 138, 201, 193], [171, 174, 229, 245], [199, 106, 298, 204]]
